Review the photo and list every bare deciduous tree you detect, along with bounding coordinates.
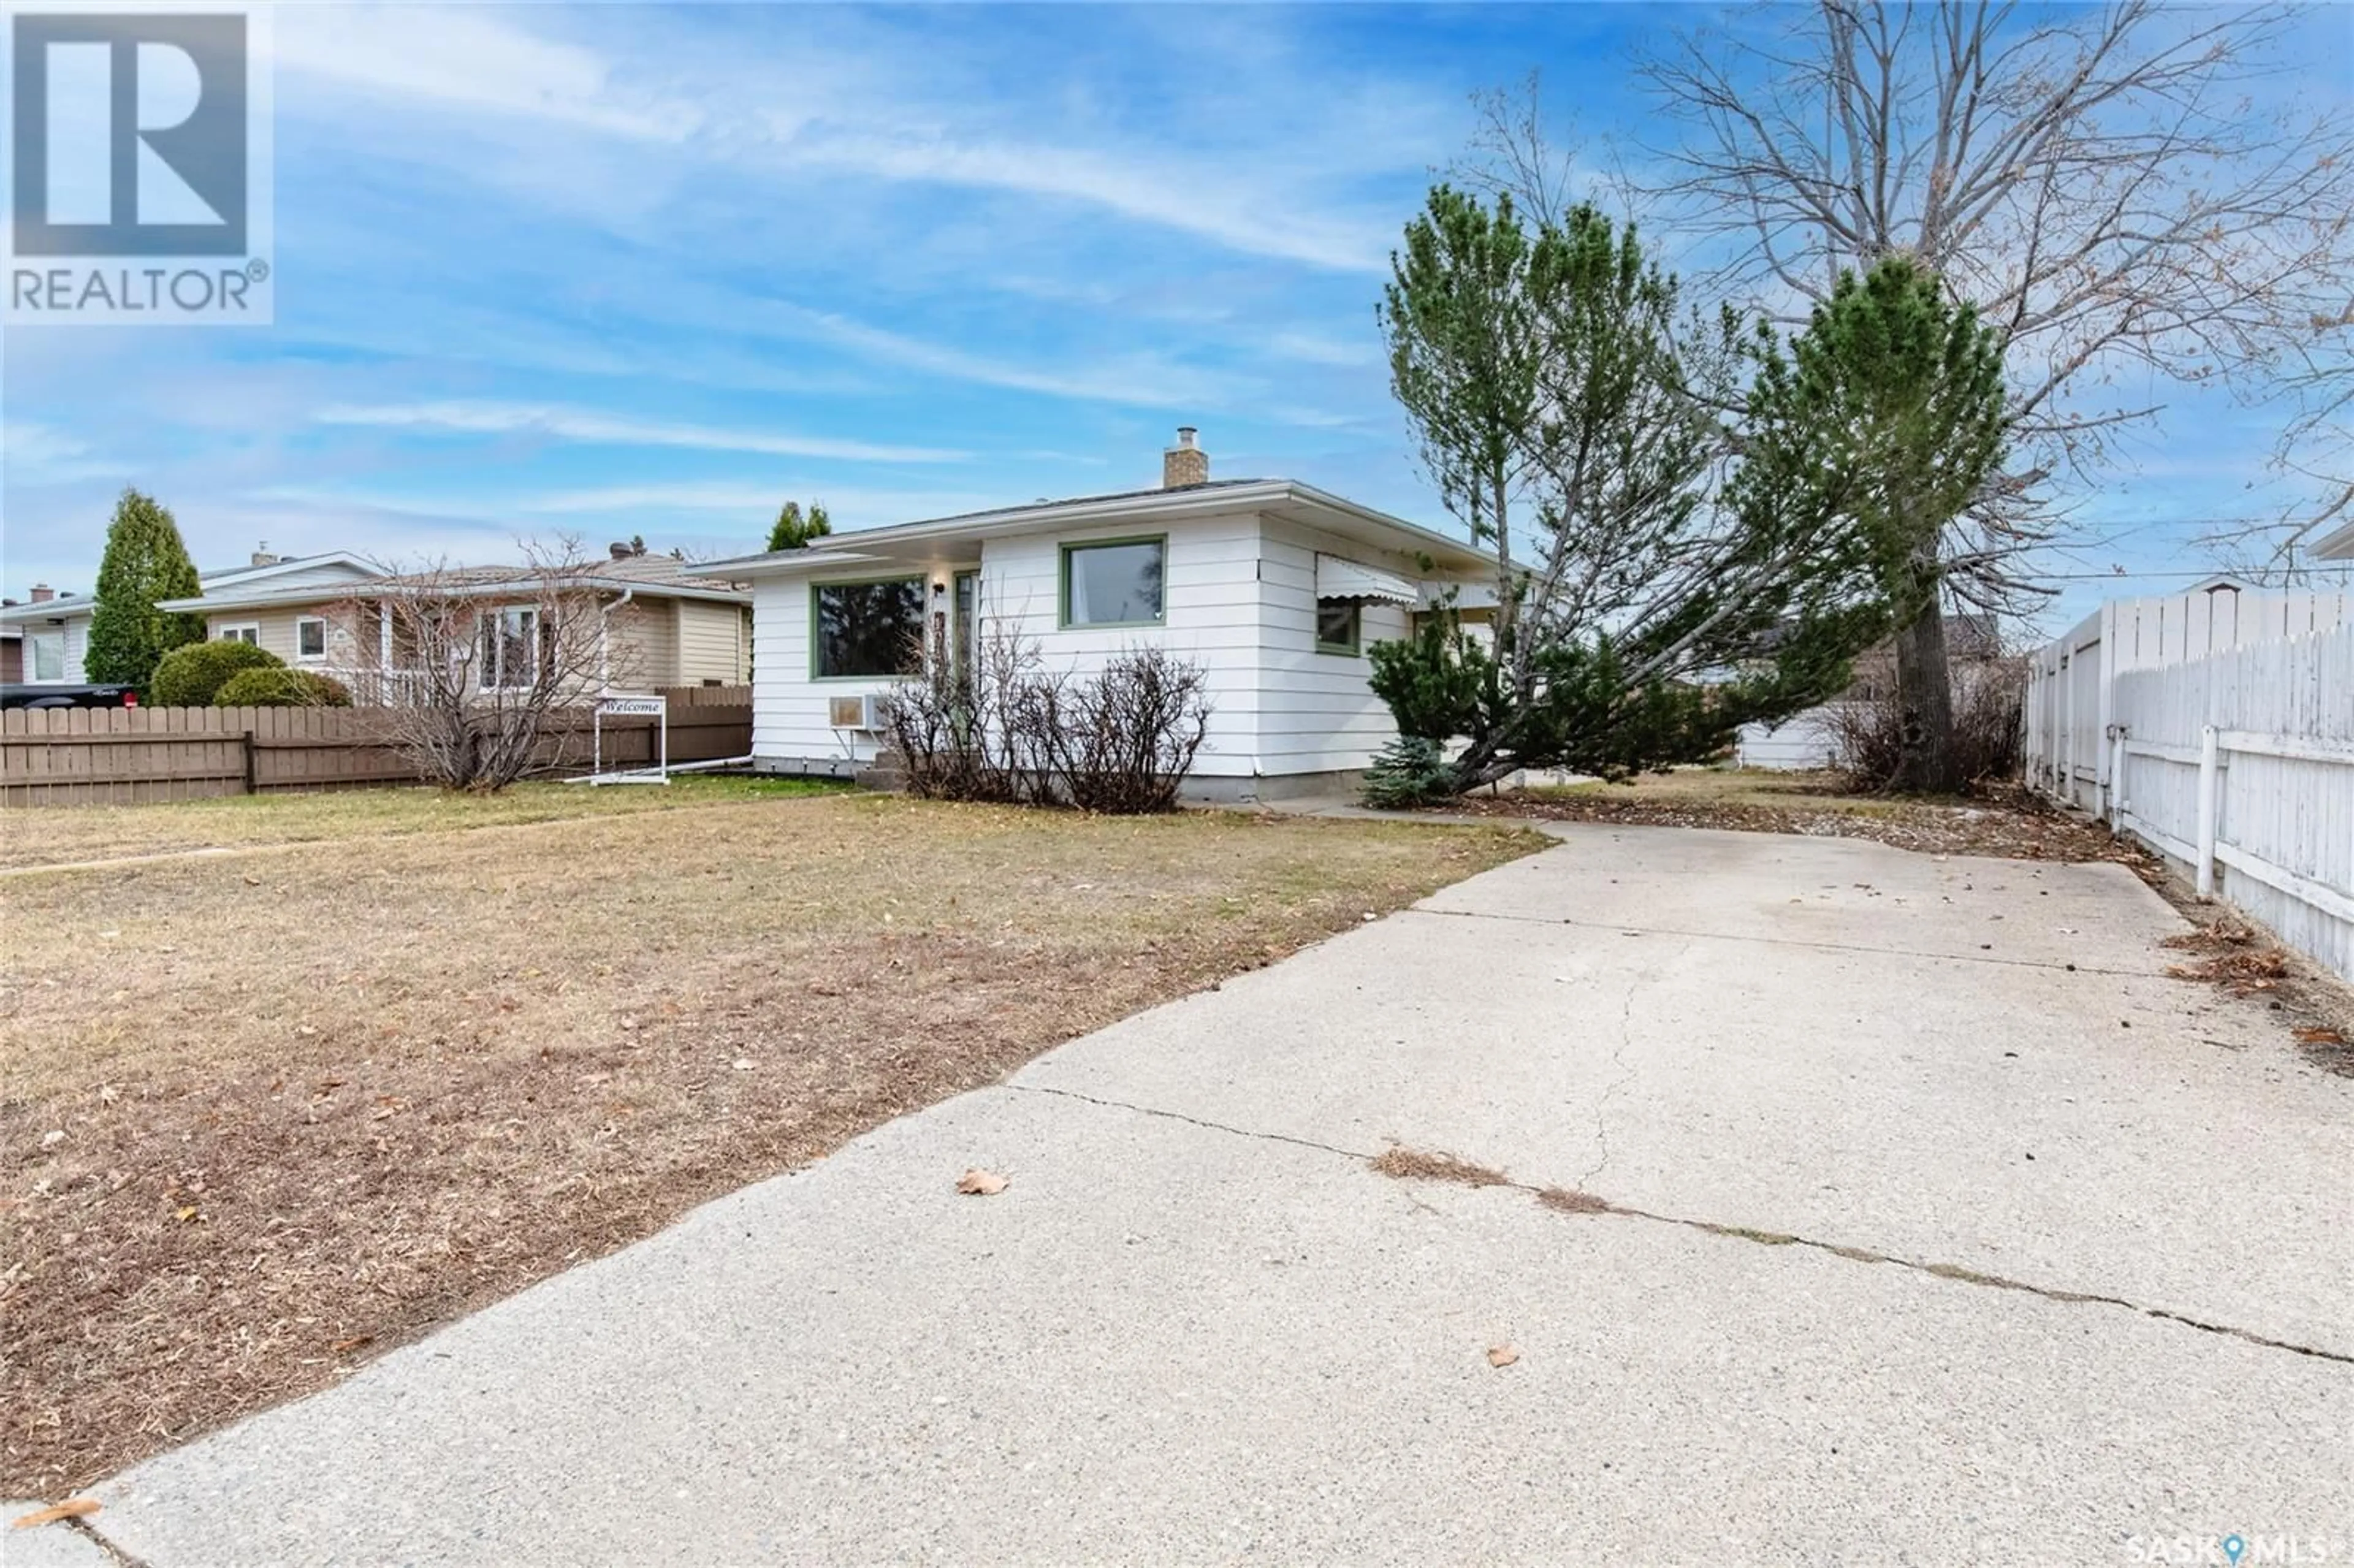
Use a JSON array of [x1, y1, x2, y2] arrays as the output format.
[[1631, 0, 2354, 583], [344, 545, 646, 793]]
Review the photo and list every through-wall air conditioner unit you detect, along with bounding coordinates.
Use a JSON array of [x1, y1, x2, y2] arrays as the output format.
[[829, 694, 884, 731]]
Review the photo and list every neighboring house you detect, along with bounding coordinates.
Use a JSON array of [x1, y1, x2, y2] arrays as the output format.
[[0, 585, 91, 685], [155, 547, 755, 694], [699, 428, 1493, 801], [1733, 612, 2011, 771], [0, 550, 379, 687], [2314, 519, 2354, 560]]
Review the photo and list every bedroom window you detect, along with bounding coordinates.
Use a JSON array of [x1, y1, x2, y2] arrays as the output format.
[[1315, 601, 1361, 654], [29, 631, 65, 682], [812, 578, 924, 679], [1061, 537, 1165, 628], [218, 624, 260, 645], [295, 616, 327, 660]]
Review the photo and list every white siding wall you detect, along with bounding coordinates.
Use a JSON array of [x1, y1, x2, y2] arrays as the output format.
[[23, 615, 91, 682], [750, 555, 966, 770], [1734, 705, 1851, 771], [1255, 516, 1409, 775], [978, 514, 1265, 778]]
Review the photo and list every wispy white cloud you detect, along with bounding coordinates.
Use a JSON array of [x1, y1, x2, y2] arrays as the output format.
[[1270, 329, 1382, 368], [274, 6, 701, 142], [313, 401, 966, 463], [773, 129, 1391, 275], [772, 308, 1241, 410], [517, 481, 1013, 523], [3, 421, 117, 486]]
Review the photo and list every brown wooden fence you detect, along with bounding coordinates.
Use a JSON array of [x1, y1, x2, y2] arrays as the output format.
[[1, 687, 753, 807]]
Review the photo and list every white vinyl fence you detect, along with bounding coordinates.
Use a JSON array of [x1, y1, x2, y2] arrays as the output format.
[[2027, 590, 2353, 981]]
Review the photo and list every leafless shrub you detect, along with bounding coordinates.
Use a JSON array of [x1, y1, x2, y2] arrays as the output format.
[[1827, 658, 2026, 796], [343, 544, 643, 793], [1048, 646, 1212, 814], [882, 627, 1211, 813]]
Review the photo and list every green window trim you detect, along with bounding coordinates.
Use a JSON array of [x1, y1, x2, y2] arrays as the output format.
[[808, 574, 928, 682], [1058, 534, 1168, 630], [1314, 599, 1362, 655]]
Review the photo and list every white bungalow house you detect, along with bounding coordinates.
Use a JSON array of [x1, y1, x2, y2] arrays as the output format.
[[699, 430, 1495, 801]]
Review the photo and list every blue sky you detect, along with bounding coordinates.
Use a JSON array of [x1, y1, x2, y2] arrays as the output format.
[[4, 2, 2348, 633]]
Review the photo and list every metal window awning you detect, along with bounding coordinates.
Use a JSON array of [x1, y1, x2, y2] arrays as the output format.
[[1314, 554, 1418, 605]]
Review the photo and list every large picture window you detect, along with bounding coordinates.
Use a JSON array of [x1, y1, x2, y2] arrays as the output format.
[[1061, 538, 1165, 628], [479, 606, 541, 691], [813, 577, 924, 679]]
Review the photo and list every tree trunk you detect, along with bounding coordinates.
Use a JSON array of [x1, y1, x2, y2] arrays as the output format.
[[1891, 589, 1958, 794]]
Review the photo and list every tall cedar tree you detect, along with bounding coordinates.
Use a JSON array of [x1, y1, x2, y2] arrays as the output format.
[[1739, 258, 2009, 793], [767, 501, 833, 551], [84, 489, 205, 688], [1373, 191, 1889, 793]]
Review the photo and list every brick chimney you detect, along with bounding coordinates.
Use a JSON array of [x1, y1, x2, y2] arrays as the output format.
[[29, 584, 54, 603], [1162, 426, 1208, 489]]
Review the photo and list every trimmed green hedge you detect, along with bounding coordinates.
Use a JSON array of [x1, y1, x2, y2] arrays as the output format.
[[214, 668, 354, 708], [150, 639, 282, 706]]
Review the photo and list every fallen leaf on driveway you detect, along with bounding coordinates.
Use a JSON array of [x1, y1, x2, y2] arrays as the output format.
[[12, 1499, 100, 1528], [956, 1168, 1009, 1196], [2294, 1026, 2347, 1046], [1487, 1344, 1520, 1368]]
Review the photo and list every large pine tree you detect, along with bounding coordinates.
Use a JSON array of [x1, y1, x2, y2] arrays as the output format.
[[84, 489, 206, 689]]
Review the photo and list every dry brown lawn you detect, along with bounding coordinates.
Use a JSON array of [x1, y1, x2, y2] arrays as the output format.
[[1, 787, 1543, 1496]]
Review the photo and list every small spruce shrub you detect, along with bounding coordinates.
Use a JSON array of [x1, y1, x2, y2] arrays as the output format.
[[1360, 736, 1459, 809], [150, 640, 283, 706]]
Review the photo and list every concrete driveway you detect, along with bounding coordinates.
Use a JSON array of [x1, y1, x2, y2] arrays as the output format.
[[59, 825, 2354, 1565]]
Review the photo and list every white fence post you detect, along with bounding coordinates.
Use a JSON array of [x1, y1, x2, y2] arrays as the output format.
[[2194, 724, 2220, 899]]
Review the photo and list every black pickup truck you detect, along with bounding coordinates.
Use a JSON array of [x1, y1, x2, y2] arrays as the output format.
[[0, 683, 138, 710]]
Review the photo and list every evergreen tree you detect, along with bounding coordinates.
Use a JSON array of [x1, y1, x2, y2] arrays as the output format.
[[767, 501, 833, 551], [1739, 257, 2009, 792], [84, 489, 205, 689]]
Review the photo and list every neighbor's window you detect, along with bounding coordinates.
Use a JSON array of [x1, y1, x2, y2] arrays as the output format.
[[479, 606, 541, 691], [295, 616, 327, 660], [1062, 537, 1165, 627], [218, 624, 260, 645], [29, 631, 65, 682], [812, 578, 923, 679], [1315, 601, 1361, 654]]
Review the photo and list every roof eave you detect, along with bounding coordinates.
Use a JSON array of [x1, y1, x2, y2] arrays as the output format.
[[704, 480, 1490, 577]]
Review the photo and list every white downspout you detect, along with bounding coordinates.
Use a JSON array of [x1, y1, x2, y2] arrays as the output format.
[[598, 587, 635, 695]]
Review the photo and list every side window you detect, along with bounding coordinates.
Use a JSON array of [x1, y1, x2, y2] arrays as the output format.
[[1315, 601, 1361, 654], [295, 617, 327, 660], [1061, 538, 1165, 628]]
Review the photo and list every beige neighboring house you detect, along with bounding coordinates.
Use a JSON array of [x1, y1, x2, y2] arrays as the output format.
[[156, 547, 755, 695]]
